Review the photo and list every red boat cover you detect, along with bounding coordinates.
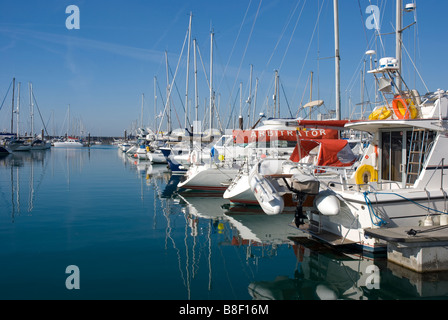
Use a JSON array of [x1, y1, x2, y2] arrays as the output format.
[[289, 139, 357, 167]]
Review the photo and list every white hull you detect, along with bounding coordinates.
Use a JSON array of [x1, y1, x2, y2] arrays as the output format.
[[53, 141, 83, 148], [178, 163, 240, 191], [136, 148, 148, 160], [223, 172, 258, 205], [224, 159, 300, 207], [148, 150, 167, 164], [307, 88, 448, 251], [312, 187, 448, 251]]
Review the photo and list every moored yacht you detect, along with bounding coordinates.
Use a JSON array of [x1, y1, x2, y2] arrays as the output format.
[[53, 136, 83, 148], [302, 58, 448, 252]]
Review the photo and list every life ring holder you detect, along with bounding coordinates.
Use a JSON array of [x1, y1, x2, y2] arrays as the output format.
[[355, 164, 378, 185], [392, 95, 417, 119]]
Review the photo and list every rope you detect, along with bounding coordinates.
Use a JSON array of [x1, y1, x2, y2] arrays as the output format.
[[0, 80, 12, 112], [363, 191, 387, 226], [363, 189, 448, 229]]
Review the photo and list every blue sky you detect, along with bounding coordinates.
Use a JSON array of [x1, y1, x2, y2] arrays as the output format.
[[1, 0, 447, 137]]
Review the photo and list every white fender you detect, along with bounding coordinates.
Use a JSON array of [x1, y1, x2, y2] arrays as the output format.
[[315, 284, 338, 300], [314, 189, 340, 216]]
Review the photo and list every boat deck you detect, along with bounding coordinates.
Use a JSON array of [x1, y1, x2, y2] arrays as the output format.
[[365, 225, 448, 243]]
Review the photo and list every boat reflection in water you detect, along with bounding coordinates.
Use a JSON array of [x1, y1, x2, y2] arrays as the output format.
[[177, 193, 448, 300], [248, 236, 448, 300], [0, 149, 50, 222]]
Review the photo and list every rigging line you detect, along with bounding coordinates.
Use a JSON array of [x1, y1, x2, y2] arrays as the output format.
[[0, 80, 12, 113], [156, 81, 166, 111], [229, 0, 262, 114], [344, 31, 376, 93], [280, 80, 293, 118], [156, 29, 189, 134], [217, 0, 252, 92], [196, 43, 210, 91], [265, 0, 302, 68], [168, 62, 188, 125], [32, 91, 49, 136], [389, 22, 429, 93], [371, 0, 386, 57], [291, 0, 325, 104], [296, 72, 311, 118], [278, 0, 307, 72], [357, 0, 370, 47], [225, 86, 241, 129], [400, 32, 429, 93], [213, 40, 234, 110]]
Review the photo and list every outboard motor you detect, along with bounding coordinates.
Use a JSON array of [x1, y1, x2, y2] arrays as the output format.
[[287, 174, 320, 227]]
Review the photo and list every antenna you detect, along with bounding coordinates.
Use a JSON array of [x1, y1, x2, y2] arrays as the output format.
[[405, 3, 416, 12]]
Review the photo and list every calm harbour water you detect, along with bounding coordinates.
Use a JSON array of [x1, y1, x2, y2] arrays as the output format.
[[1, 146, 448, 300]]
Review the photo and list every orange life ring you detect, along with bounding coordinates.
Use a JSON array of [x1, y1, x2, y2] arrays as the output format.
[[392, 95, 417, 119]]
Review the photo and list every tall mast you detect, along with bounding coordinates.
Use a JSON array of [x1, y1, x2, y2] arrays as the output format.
[[11, 77, 15, 134], [154, 76, 158, 134], [141, 93, 144, 128], [193, 38, 199, 127], [165, 51, 171, 133], [396, 0, 403, 91], [16, 82, 20, 137], [184, 12, 193, 129], [239, 82, 243, 130], [309, 71, 313, 119], [248, 64, 253, 126], [273, 70, 279, 118], [333, 0, 341, 120], [68, 104, 70, 136], [253, 78, 258, 124], [29, 82, 34, 137], [209, 30, 214, 135]]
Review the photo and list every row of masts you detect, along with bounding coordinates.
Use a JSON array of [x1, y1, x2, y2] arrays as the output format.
[[135, 0, 411, 136], [9, 78, 37, 138], [149, 1, 343, 136]]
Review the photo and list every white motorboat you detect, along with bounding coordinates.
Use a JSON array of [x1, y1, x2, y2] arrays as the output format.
[[119, 142, 131, 152], [302, 57, 448, 252], [134, 145, 149, 160], [53, 137, 83, 148]]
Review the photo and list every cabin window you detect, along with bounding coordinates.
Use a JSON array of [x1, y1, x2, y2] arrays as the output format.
[[380, 129, 436, 186], [380, 130, 404, 183]]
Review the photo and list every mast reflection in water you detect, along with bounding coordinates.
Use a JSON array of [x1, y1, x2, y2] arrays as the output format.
[[0, 146, 447, 300]]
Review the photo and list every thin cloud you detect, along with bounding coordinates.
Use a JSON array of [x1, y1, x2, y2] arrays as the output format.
[[0, 26, 165, 63]]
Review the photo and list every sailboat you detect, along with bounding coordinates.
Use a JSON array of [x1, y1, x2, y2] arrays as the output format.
[[53, 105, 83, 148], [28, 83, 51, 150]]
